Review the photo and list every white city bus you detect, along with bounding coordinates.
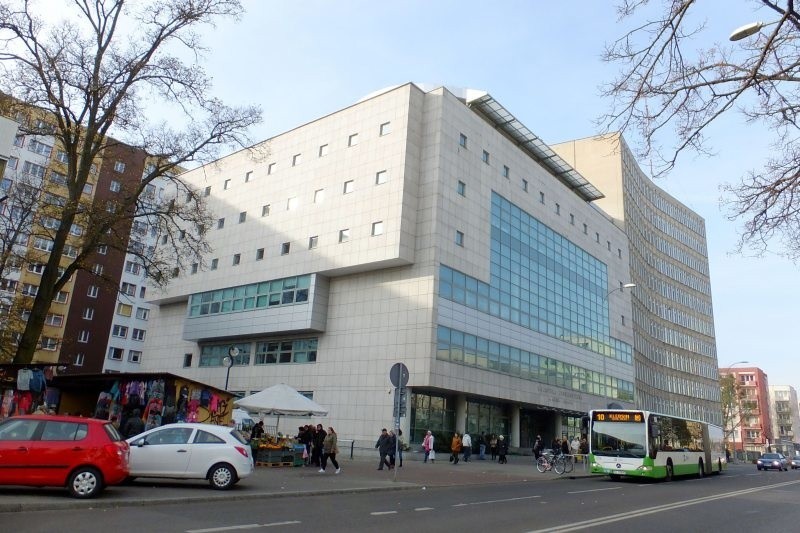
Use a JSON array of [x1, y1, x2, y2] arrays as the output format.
[[588, 409, 726, 480]]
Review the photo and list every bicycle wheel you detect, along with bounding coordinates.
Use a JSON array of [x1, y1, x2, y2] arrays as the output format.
[[563, 456, 574, 474], [536, 457, 549, 473], [554, 456, 566, 474]]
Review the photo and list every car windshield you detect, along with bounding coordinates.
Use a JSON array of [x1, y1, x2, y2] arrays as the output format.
[[761, 454, 781, 460], [591, 421, 647, 458]]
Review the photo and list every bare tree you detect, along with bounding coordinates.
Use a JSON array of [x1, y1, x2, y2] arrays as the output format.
[[600, 0, 800, 259], [720, 373, 752, 451], [0, 0, 262, 364]]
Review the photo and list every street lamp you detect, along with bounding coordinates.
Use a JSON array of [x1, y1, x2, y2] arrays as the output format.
[[606, 283, 636, 298], [729, 20, 780, 41], [222, 347, 238, 390]]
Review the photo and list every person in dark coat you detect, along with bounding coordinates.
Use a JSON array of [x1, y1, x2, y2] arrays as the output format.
[[533, 435, 543, 460], [122, 409, 144, 438], [375, 428, 393, 470], [497, 434, 509, 464], [561, 438, 570, 456], [312, 424, 326, 467]]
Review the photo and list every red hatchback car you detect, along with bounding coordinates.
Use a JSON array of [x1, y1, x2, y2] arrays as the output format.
[[0, 415, 129, 498]]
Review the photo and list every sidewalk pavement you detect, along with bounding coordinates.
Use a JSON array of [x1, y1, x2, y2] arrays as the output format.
[[0, 452, 592, 512]]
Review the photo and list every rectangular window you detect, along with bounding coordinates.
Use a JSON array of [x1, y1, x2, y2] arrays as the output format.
[[224, 178, 231, 190], [319, 144, 329, 157], [124, 261, 141, 275], [74, 353, 85, 366], [457, 180, 466, 196], [121, 282, 136, 296], [110, 180, 121, 192], [256, 248, 264, 260], [343, 180, 354, 194], [204, 186, 211, 197], [112, 325, 128, 338], [281, 242, 290, 255], [78, 330, 90, 343], [618, 248, 622, 259], [607, 241, 612, 251], [459, 133, 468, 148], [87, 285, 99, 298], [44, 314, 64, 327], [502, 165, 509, 178], [268, 162, 276, 175], [232, 253, 241, 266], [555, 203, 560, 215], [217, 218, 225, 229], [380, 122, 392, 136], [97, 244, 107, 255], [262, 204, 270, 217], [309, 236, 318, 249], [83, 183, 93, 195], [570, 213, 575, 225], [482, 150, 489, 164], [132, 329, 146, 341], [539, 191, 545, 204], [583, 223, 588, 235], [371, 221, 384, 236], [239, 211, 247, 223], [41, 337, 58, 351], [314, 189, 324, 203], [92, 264, 103, 275], [456, 230, 464, 247], [191, 263, 198, 274], [287, 197, 297, 210], [6, 157, 18, 170], [211, 258, 218, 270], [135, 307, 149, 320], [28, 139, 53, 157], [522, 179, 528, 192], [49, 170, 68, 186], [339, 229, 350, 243], [348, 133, 359, 147], [245, 171, 253, 182], [116, 303, 132, 317], [56, 150, 68, 164], [107, 347, 123, 361], [22, 161, 46, 178], [113, 161, 126, 173], [595, 232, 600, 243], [13, 134, 24, 147], [292, 153, 302, 166], [183, 353, 193, 367], [375, 170, 387, 185], [53, 291, 68, 304], [128, 350, 142, 363]]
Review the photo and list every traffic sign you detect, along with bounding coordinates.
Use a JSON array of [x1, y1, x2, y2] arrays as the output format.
[[389, 362, 409, 388]]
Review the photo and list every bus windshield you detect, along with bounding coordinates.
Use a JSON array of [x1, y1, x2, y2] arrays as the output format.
[[591, 421, 647, 458]]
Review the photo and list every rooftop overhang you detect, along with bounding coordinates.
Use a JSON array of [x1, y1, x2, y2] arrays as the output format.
[[465, 92, 604, 202]]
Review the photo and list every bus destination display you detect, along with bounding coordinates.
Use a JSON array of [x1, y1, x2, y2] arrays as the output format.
[[592, 411, 644, 423]]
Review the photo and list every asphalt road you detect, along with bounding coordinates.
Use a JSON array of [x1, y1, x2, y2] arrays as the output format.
[[5, 464, 800, 532]]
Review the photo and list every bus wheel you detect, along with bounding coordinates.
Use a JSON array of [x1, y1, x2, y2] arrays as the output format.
[[665, 462, 674, 481], [697, 460, 704, 478]]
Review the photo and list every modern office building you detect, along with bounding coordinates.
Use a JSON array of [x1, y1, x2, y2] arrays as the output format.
[[553, 134, 721, 425], [720, 366, 772, 458], [143, 83, 640, 448], [0, 101, 154, 374], [768, 385, 800, 455]]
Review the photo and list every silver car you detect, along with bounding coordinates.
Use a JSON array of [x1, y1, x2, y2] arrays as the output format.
[[127, 423, 254, 489], [756, 452, 788, 471]]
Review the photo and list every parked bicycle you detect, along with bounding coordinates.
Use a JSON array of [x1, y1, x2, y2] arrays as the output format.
[[536, 452, 574, 474]]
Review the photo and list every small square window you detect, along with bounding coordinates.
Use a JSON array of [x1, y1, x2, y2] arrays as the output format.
[[267, 162, 276, 175], [375, 170, 387, 185], [502, 165, 509, 178], [262, 204, 270, 217], [183, 353, 193, 367], [97, 245, 107, 255], [239, 211, 247, 223], [191, 263, 198, 274], [287, 197, 297, 210], [87, 285, 99, 298], [113, 161, 126, 173], [217, 218, 225, 229], [232, 253, 241, 266], [343, 180, 354, 194], [348, 133, 359, 147], [281, 242, 290, 255], [339, 229, 350, 243], [78, 330, 90, 343], [455, 230, 464, 247], [482, 150, 489, 164], [128, 350, 142, 363], [245, 171, 253, 182], [371, 221, 384, 236], [459, 133, 467, 148], [380, 122, 392, 136], [292, 153, 302, 166], [224, 178, 231, 190], [314, 189, 324, 203], [210, 258, 218, 270], [457, 180, 466, 196], [319, 144, 329, 157], [204, 186, 211, 197], [82, 308, 94, 320], [256, 248, 264, 260], [110, 180, 121, 192], [309, 236, 318, 249]]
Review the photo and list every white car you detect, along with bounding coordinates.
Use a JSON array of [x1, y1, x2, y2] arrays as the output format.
[[126, 423, 254, 489]]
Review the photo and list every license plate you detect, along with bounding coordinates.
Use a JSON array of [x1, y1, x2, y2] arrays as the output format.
[[613, 470, 625, 475]]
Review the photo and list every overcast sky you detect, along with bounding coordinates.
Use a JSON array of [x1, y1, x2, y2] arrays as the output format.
[[140, 1, 797, 388]]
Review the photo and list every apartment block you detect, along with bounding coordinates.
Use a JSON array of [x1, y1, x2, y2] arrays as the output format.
[[720, 366, 772, 457], [768, 385, 800, 455]]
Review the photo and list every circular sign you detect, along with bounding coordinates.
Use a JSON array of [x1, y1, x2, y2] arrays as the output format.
[[389, 362, 409, 388], [228, 346, 240, 357]]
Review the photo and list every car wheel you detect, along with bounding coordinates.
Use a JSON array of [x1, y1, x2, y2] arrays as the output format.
[[67, 467, 103, 499], [208, 463, 237, 490]]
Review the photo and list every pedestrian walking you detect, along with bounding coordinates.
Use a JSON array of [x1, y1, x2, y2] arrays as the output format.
[[462, 431, 472, 462], [478, 432, 486, 460], [423, 430, 435, 463], [319, 426, 341, 474], [561, 437, 570, 456], [375, 428, 393, 470], [312, 424, 326, 467], [533, 435, 543, 460], [497, 434, 508, 464], [490, 434, 498, 460], [450, 432, 462, 465], [388, 430, 398, 469]]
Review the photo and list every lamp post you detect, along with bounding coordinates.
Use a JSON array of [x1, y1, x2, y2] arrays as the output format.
[[723, 360, 749, 462], [729, 20, 780, 41], [606, 283, 636, 298], [223, 347, 238, 390]]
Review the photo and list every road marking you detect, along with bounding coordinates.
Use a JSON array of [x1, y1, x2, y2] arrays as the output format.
[[186, 522, 300, 533], [453, 495, 541, 507], [414, 507, 434, 511], [370, 511, 398, 516], [567, 487, 621, 494], [525, 479, 800, 533]]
